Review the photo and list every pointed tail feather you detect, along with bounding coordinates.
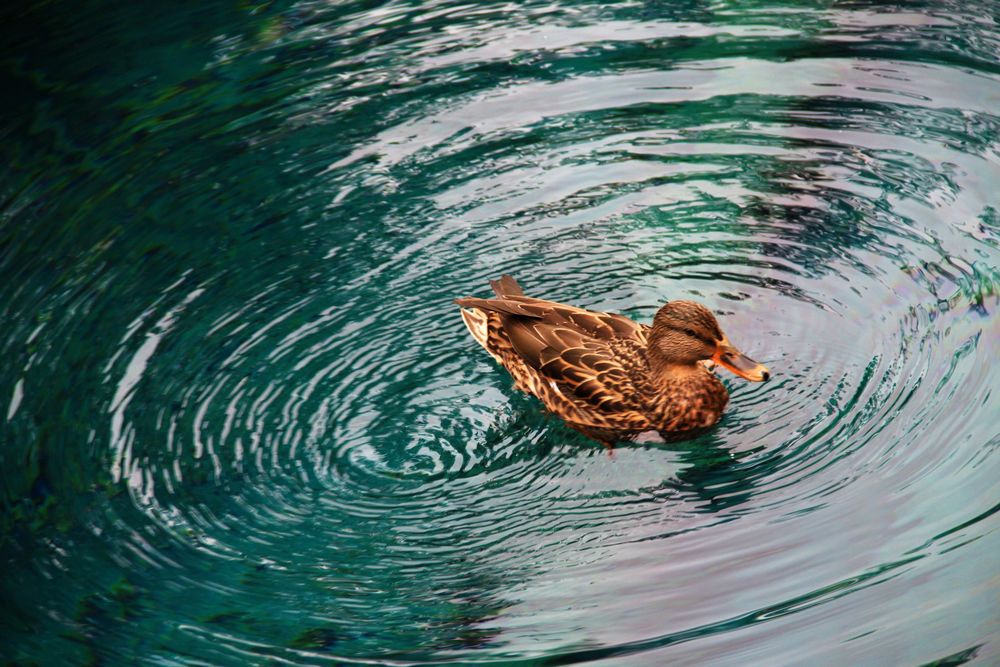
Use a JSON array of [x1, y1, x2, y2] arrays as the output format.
[[490, 274, 524, 298]]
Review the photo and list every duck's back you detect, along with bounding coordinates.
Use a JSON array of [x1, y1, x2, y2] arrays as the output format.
[[456, 277, 654, 439]]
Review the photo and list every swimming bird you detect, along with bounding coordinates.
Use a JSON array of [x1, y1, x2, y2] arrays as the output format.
[[455, 275, 769, 445]]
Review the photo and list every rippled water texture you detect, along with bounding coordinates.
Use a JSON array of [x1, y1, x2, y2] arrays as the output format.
[[3, 0, 1000, 664]]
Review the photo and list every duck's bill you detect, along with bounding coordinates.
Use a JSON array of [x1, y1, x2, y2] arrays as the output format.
[[713, 345, 770, 382]]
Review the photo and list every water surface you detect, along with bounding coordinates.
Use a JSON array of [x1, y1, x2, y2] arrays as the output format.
[[2, 0, 999, 664]]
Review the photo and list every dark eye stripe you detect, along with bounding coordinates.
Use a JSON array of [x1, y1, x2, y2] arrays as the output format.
[[677, 326, 715, 345]]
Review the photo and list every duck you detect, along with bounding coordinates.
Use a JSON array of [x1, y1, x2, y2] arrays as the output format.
[[455, 275, 769, 446]]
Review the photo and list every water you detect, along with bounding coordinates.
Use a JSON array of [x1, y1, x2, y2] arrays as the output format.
[[2, 0, 999, 664]]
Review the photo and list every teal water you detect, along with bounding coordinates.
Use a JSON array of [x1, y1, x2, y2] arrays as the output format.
[[2, 0, 999, 664]]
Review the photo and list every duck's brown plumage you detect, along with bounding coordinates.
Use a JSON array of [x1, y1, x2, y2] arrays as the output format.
[[455, 275, 769, 445]]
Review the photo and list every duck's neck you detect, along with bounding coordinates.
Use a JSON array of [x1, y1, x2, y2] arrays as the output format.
[[649, 360, 704, 384]]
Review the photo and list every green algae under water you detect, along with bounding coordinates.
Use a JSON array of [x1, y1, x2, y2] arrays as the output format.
[[2, 0, 1000, 664]]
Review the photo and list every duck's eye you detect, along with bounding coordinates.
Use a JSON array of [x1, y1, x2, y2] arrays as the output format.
[[683, 328, 698, 339]]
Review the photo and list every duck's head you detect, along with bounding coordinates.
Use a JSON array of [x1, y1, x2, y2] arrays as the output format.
[[648, 301, 770, 382]]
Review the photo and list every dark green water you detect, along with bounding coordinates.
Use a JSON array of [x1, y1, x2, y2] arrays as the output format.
[[2, 0, 999, 664]]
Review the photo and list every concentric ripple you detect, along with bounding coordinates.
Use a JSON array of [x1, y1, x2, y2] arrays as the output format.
[[2, 0, 999, 664]]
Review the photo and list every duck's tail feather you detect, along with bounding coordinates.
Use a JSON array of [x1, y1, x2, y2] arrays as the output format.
[[457, 275, 529, 364], [459, 307, 501, 361], [490, 274, 524, 298]]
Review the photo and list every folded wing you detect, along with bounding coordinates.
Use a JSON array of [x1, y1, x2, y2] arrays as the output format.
[[454, 294, 650, 430]]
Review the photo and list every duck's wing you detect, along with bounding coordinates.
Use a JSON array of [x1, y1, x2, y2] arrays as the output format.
[[454, 296, 649, 429], [454, 296, 646, 342]]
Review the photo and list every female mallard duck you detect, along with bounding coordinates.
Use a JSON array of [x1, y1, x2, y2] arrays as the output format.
[[455, 275, 769, 445]]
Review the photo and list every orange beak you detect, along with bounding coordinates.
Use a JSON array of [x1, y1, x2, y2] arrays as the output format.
[[712, 337, 770, 382]]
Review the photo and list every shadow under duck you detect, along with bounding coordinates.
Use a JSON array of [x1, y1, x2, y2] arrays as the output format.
[[455, 275, 769, 446]]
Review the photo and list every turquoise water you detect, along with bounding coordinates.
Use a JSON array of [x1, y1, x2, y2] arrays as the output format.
[[2, 0, 999, 663]]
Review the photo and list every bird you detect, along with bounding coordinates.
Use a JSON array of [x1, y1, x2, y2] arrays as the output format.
[[455, 275, 769, 446]]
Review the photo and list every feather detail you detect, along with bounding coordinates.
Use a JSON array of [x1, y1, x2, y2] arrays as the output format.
[[459, 308, 501, 363], [490, 274, 524, 297], [452, 297, 547, 319]]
